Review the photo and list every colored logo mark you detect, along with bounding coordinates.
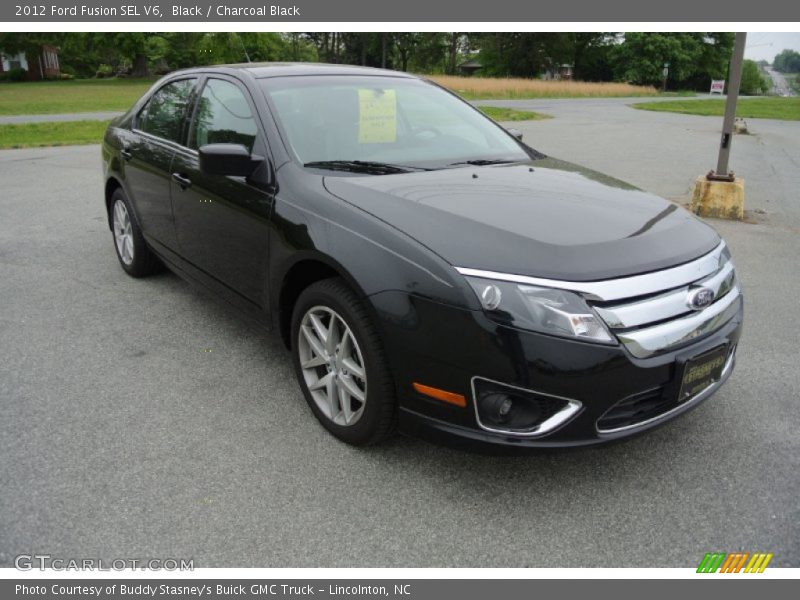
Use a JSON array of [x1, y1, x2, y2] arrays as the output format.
[[697, 552, 773, 573]]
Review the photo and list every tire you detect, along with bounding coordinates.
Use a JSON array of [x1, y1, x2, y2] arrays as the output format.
[[291, 278, 397, 445], [109, 187, 161, 277]]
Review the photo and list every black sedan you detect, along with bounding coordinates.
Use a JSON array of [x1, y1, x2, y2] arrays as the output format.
[[102, 63, 743, 449]]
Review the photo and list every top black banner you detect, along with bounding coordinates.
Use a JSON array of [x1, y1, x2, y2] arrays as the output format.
[[3, 0, 800, 22]]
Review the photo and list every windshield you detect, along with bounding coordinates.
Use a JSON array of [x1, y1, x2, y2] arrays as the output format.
[[260, 75, 531, 170]]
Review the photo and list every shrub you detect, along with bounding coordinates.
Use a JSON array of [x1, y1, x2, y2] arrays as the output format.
[[8, 67, 28, 82], [740, 60, 769, 95], [95, 64, 114, 78]]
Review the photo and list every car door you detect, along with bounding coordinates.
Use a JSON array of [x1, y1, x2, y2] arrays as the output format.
[[170, 76, 274, 307], [124, 77, 198, 249]]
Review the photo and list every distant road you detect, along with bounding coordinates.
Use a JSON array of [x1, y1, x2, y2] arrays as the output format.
[[0, 111, 122, 125], [765, 66, 796, 97]]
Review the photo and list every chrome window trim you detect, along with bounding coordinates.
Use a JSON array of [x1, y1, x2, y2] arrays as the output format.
[[455, 241, 726, 302], [596, 347, 736, 434], [470, 376, 582, 438]]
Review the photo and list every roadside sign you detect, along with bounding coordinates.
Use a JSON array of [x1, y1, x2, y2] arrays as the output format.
[[710, 80, 725, 94]]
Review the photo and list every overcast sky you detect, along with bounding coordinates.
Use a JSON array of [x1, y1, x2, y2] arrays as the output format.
[[745, 32, 800, 62]]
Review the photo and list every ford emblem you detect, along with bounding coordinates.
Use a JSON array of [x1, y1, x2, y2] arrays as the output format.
[[687, 287, 715, 310]]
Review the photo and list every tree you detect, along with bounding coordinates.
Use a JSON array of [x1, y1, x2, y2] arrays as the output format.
[[102, 33, 151, 76], [394, 33, 418, 72], [568, 33, 616, 80], [161, 32, 205, 69], [468, 33, 611, 79], [474, 33, 552, 77], [304, 33, 344, 64], [773, 49, 800, 73], [612, 33, 733, 90], [408, 33, 448, 73], [686, 33, 734, 89], [446, 33, 462, 74], [739, 59, 769, 95], [194, 33, 295, 66], [52, 33, 101, 77]]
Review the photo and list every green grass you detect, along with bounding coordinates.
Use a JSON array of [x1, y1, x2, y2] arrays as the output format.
[[480, 106, 551, 121], [0, 120, 110, 149], [631, 97, 800, 120], [0, 78, 154, 115]]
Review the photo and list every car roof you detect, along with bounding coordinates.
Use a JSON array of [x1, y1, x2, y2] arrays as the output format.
[[171, 62, 418, 80]]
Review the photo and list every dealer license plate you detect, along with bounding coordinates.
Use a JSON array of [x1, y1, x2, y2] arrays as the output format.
[[678, 345, 728, 402]]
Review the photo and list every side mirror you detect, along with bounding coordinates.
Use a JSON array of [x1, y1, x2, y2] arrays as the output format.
[[199, 143, 262, 177], [507, 128, 524, 142]]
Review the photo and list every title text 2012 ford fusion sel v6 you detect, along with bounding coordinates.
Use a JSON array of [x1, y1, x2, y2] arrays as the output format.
[[101, 63, 743, 449]]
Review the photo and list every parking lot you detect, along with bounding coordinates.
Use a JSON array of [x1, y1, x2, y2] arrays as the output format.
[[1, 99, 798, 567]]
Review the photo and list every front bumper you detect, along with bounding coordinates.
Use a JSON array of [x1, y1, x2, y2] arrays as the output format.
[[370, 290, 743, 450]]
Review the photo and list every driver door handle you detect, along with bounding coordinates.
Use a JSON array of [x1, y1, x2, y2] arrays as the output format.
[[172, 172, 192, 189], [120, 147, 132, 161]]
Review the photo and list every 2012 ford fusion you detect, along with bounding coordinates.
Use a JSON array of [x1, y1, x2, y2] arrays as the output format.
[[101, 63, 743, 449]]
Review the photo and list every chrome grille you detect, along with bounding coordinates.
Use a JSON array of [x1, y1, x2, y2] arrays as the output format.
[[590, 242, 741, 358]]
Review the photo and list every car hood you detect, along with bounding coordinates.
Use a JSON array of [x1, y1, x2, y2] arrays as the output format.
[[323, 158, 720, 282]]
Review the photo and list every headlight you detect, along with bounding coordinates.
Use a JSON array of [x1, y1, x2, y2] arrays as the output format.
[[464, 276, 615, 344]]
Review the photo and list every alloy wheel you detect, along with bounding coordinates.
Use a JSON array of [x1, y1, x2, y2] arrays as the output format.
[[112, 199, 134, 266], [297, 305, 367, 426]]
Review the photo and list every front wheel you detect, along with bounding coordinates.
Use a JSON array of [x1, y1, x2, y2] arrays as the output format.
[[291, 278, 396, 445]]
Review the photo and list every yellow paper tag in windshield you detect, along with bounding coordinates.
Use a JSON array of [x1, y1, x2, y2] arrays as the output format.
[[358, 89, 397, 143]]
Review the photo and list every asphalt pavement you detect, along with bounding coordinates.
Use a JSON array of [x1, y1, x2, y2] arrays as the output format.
[[478, 96, 800, 227], [0, 101, 798, 567]]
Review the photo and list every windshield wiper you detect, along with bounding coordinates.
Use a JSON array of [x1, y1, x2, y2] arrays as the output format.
[[304, 160, 431, 174], [448, 158, 520, 167]]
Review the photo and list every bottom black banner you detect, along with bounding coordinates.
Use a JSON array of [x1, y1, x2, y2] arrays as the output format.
[[1, 579, 793, 600]]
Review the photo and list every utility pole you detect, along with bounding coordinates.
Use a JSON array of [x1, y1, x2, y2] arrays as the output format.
[[708, 32, 747, 181]]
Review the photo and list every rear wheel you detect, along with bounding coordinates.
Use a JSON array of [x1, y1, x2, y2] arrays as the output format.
[[109, 188, 161, 277], [291, 278, 396, 445]]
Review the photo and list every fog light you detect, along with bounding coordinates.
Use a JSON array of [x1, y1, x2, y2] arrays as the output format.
[[498, 397, 513, 418], [479, 392, 516, 425], [473, 378, 582, 436], [477, 390, 545, 429]]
